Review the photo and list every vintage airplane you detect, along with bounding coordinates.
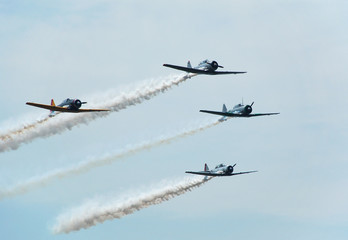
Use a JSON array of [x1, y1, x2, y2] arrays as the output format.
[[26, 98, 109, 116], [200, 102, 279, 121], [163, 59, 246, 75], [186, 163, 257, 177]]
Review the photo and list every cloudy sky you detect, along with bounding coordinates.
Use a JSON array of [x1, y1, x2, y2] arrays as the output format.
[[1, 0, 348, 239]]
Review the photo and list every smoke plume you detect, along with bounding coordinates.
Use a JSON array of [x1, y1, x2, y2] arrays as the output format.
[[0, 119, 220, 199], [52, 176, 212, 234], [0, 74, 194, 152]]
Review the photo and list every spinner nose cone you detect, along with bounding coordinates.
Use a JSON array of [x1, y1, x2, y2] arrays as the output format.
[[74, 99, 82, 109], [227, 165, 234, 174], [211, 61, 219, 70], [245, 105, 252, 114]]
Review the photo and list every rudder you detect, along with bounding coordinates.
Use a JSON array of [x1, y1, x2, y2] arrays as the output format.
[[49, 99, 56, 117], [222, 104, 227, 113], [187, 61, 192, 68]]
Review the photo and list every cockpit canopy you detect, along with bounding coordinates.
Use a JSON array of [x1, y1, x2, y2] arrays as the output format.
[[215, 163, 225, 169], [199, 59, 209, 65], [233, 103, 243, 108]]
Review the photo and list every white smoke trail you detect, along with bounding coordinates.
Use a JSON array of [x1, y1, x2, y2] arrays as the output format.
[[0, 119, 220, 199], [0, 116, 50, 141], [52, 176, 212, 234], [0, 74, 194, 152]]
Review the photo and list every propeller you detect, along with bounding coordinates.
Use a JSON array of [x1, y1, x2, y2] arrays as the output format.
[[72, 99, 82, 109], [245, 104, 252, 114], [250, 102, 254, 106], [227, 164, 235, 174], [211, 61, 224, 70]]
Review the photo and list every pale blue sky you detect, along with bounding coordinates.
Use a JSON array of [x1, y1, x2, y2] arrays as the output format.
[[1, 0, 348, 239]]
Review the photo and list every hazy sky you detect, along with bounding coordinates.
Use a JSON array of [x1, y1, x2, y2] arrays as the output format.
[[1, 1, 348, 239]]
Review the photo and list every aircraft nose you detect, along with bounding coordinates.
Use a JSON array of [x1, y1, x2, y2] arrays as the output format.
[[245, 105, 252, 114], [74, 99, 82, 109], [211, 61, 219, 70]]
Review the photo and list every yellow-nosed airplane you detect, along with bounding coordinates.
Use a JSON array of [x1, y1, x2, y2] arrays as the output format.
[[26, 98, 109, 116]]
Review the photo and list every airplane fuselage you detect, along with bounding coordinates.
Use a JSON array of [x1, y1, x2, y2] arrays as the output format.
[[195, 59, 220, 72], [218, 104, 252, 122], [58, 98, 85, 110], [229, 104, 253, 116], [211, 164, 234, 175]]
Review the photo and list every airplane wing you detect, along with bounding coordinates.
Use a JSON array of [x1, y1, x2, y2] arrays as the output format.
[[208, 70, 247, 75], [163, 64, 246, 75], [231, 171, 258, 176], [200, 110, 243, 117], [185, 171, 223, 176], [200, 110, 279, 117], [247, 113, 280, 117], [75, 108, 110, 112], [185, 170, 257, 176], [26, 102, 109, 112]]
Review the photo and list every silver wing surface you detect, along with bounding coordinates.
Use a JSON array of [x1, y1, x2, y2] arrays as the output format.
[[163, 64, 246, 75]]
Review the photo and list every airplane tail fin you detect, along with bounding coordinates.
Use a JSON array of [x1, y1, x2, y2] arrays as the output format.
[[204, 163, 209, 171], [218, 104, 228, 122], [49, 99, 56, 117], [187, 61, 192, 68], [222, 104, 227, 113]]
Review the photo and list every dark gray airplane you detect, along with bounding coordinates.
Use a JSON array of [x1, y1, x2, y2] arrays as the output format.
[[163, 59, 246, 75], [186, 163, 257, 177], [200, 102, 279, 121]]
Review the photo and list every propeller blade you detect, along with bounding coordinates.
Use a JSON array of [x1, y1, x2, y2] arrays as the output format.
[[218, 65, 224, 68], [232, 164, 236, 167], [250, 102, 254, 106], [81, 102, 87, 104]]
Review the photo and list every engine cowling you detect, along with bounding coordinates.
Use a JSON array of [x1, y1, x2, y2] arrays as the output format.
[[245, 105, 252, 114], [226, 165, 234, 174], [71, 99, 82, 109], [211, 61, 219, 70]]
